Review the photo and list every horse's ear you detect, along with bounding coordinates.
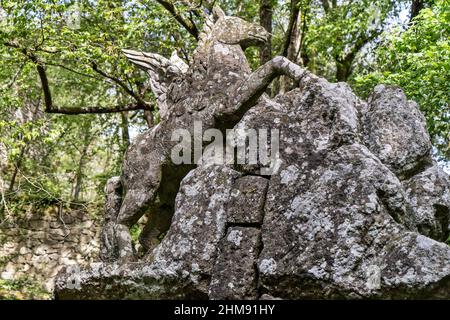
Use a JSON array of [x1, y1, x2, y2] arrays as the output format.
[[212, 6, 226, 21]]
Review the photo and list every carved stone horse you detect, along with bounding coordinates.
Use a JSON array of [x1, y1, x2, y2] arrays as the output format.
[[100, 7, 317, 261]]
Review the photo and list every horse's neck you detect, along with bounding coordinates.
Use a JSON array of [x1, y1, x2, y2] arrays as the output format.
[[190, 40, 252, 86]]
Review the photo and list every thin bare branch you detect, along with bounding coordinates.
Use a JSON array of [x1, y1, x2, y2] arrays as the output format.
[[155, 0, 199, 39]]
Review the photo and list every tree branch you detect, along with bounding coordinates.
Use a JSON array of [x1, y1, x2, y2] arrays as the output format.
[[259, 0, 273, 64], [321, 0, 331, 13], [155, 0, 199, 39], [35, 63, 54, 110], [91, 61, 149, 107], [4, 61, 25, 90], [281, 0, 300, 58], [334, 29, 381, 81], [340, 28, 381, 64], [295, 1, 311, 66], [45, 104, 151, 114], [45, 62, 102, 80]]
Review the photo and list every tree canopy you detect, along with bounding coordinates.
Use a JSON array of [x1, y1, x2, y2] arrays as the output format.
[[0, 0, 448, 217]]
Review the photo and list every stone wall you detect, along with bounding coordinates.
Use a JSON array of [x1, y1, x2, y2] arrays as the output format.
[[0, 206, 101, 291]]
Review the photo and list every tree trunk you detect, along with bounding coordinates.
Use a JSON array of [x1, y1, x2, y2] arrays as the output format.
[[259, 0, 273, 65], [121, 111, 130, 149], [410, 0, 425, 22], [336, 60, 352, 82], [72, 139, 90, 202], [280, 0, 301, 93], [8, 146, 26, 193], [281, 0, 301, 58], [72, 121, 96, 203]]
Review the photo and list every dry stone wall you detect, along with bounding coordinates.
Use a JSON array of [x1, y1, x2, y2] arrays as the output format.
[[0, 206, 100, 291]]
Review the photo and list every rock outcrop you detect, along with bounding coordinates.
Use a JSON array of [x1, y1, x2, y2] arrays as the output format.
[[362, 85, 432, 179], [54, 9, 450, 299], [54, 81, 450, 299]]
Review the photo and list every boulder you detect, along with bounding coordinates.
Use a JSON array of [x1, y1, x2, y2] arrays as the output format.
[[258, 143, 448, 299], [362, 85, 432, 179], [403, 164, 450, 242]]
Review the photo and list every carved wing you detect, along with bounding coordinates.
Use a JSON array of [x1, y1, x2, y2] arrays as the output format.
[[169, 51, 189, 74], [122, 49, 188, 118]]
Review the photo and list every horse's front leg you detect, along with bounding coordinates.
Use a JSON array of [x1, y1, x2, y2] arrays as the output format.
[[99, 175, 148, 263], [114, 175, 160, 262], [227, 56, 318, 117]]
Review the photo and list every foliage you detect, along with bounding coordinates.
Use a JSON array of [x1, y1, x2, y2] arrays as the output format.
[[305, 0, 403, 80], [0, 278, 51, 300], [0, 0, 188, 215]]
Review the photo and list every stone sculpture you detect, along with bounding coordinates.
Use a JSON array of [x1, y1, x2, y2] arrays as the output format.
[[55, 7, 450, 300], [100, 6, 313, 261]]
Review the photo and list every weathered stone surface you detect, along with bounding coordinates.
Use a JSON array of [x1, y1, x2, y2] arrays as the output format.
[[209, 227, 260, 299], [55, 164, 242, 299], [226, 176, 268, 224], [99, 7, 272, 260], [28, 219, 46, 230], [99, 176, 122, 262], [378, 233, 450, 299], [362, 85, 432, 179], [54, 262, 206, 300], [54, 9, 450, 300], [234, 79, 362, 176], [101, 5, 316, 261], [260, 294, 282, 300], [147, 165, 241, 295], [403, 164, 450, 242], [259, 143, 449, 299]]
